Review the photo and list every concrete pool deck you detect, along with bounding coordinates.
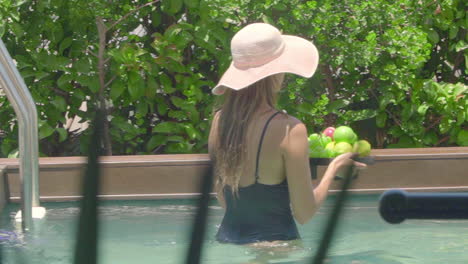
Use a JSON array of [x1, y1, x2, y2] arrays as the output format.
[[0, 147, 467, 202]]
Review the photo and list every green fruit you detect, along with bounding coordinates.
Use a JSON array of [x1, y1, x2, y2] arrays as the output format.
[[353, 140, 371, 157], [325, 142, 336, 157], [309, 152, 320, 158], [309, 146, 324, 158], [334, 142, 353, 155], [456, 130, 468, 146], [334, 126, 357, 144], [319, 149, 331, 158], [319, 135, 332, 147], [351, 132, 358, 144], [308, 133, 321, 148]]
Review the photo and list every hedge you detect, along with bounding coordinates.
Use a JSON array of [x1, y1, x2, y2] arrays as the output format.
[[0, 0, 466, 157]]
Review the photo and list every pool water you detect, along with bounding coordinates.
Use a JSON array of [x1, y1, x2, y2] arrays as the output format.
[[1, 194, 468, 264]]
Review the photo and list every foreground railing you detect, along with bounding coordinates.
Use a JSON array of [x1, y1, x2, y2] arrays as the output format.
[[1, 107, 468, 263], [73, 111, 104, 264], [0, 40, 40, 231], [70, 110, 359, 264]]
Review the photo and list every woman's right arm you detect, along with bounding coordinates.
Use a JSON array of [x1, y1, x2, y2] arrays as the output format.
[[282, 120, 363, 224]]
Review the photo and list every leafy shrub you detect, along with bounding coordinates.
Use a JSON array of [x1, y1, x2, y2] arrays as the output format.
[[0, 0, 466, 157]]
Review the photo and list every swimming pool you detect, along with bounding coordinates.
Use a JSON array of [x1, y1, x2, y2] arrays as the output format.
[[1, 194, 467, 264]]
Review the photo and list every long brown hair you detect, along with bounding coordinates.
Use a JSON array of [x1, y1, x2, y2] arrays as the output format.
[[212, 74, 284, 195]]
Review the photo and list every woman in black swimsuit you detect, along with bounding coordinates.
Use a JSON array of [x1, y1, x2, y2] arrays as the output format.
[[208, 23, 366, 245]]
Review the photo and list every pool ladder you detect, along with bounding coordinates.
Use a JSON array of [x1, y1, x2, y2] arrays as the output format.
[[0, 39, 43, 231]]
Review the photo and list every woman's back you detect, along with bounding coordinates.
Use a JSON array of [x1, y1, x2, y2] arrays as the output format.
[[211, 110, 301, 244], [209, 109, 297, 187]]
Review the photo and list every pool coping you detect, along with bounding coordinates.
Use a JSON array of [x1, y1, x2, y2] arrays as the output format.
[[0, 147, 467, 202]]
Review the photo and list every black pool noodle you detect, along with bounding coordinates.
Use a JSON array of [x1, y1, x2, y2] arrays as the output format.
[[379, 189, 468, 224]]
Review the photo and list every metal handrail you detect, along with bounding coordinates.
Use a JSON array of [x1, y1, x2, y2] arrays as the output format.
[[0, 39, 40, 230]]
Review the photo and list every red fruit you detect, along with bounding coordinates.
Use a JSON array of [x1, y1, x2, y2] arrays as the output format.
[[322, 127, 336, 139]]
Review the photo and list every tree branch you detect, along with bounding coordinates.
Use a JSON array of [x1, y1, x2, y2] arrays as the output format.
[[425, 115, 443, 132], [407, 0, 438, 17], [96, 17, 107, 96], [108, 0, 160, 30], [451, 50, 465, 83], [435, 135, 450, 146], [92, 0, 160, 156], [104, 57, 111, 64], [321, 64, 336, 102], [88, 50, 98, 57], [52, 87, 68, 97], [96, 16, 113, 155], [104, 75, 117, 88], [369, 87, 402, 127]]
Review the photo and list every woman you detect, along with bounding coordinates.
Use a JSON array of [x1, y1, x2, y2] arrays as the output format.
[[208, 23, 366, 245]]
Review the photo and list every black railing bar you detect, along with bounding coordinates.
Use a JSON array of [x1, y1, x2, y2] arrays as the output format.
[[311, 164, 356, 264], [73, 110, 104, 264], [185, 166, 213, 264]]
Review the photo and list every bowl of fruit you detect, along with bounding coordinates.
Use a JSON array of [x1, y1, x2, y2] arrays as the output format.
[[309, 126, 374, 179]]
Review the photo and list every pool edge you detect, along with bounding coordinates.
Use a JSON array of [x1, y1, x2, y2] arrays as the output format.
[[0, 148, 467, 202]]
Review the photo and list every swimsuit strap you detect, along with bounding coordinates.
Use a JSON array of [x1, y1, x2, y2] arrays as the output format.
[[255, 111, 281, 182]]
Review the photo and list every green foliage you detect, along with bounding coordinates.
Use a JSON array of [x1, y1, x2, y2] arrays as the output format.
[[260, 0, 466, 148], [0, 0, 466, 157]]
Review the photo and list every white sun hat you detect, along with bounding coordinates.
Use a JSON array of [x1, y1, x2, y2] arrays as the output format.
[[212, 23, 319, 95]]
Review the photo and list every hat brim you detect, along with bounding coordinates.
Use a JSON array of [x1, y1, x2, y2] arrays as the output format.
[[212, 35, 319, 95]]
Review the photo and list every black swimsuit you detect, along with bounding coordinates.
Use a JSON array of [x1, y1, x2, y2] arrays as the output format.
[[216, 112, 300, 244]]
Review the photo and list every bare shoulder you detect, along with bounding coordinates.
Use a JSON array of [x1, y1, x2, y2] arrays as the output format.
[[273, 113, 306, 134], [277, 115, 309, 170], [272, 112, 302, 126], [271, 113, 308, 150]]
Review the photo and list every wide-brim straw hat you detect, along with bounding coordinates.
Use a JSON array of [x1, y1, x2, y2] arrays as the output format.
[[212, 23, 319, 95]]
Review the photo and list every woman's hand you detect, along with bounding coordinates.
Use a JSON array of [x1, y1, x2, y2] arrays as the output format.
[[329, 152, 367, 178]]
